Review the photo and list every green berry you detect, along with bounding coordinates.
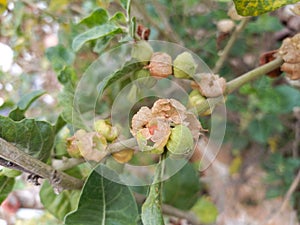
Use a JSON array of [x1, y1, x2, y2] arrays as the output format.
[[173, 52, 197, 79], [188, 89, 213, 116], [131, 41, 153, 64], [94, 119, 119, 142], [166, 125, 194, 156]]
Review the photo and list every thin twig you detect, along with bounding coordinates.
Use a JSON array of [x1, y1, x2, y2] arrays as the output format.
[[267, 169, 300, 224], [152, 1, 182, 44], [292, 107, 300, 158], [0, 138, 84, 191], [213, 17, 250, 74], [132, 1, 181, 43]]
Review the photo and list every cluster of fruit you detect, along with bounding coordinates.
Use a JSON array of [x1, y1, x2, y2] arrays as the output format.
[[67, 120, 134, 163], [130, 98, 203, 156], [131, 41, 226, 115]]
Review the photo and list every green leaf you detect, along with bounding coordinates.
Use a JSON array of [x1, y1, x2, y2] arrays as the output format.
[[233, 0, 300, 16], [72, 24, 123, 51], [57, 66, 77, 86], [93, 35, 113, 54], [191, 196, 218, 224], [0, 116, 55, 162], [97, 60, 142, 97], [56, 66, 86, 130], [141, 157, 165, 225], [40, 180, 80, 221], [163, 163, 201, 210], [0, 168, 21, 178], [9, 90, 46, 121], [0, 176, 15, 205], [64, 164, 139, 225], [54, 115, 67, 134], [129, 16, 136, 39], [120, 0, 131, 16], [79, 8, 109, 28], [110, 12, 127, 25], [141, 185, 164, 225], [46, 45, 75, 72], [58, 83, 86, 130]]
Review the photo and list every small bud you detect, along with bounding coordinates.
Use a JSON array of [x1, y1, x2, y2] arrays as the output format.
[[146, 52, 172, 79], [131, 41, 153, 64], [112, 149, 134, 164], [94, 119, 119, 142], [189, 89, 206, 107], [173, 51, 197, 79], [188, 90, 213, 116], [166, 125, 194, 156]]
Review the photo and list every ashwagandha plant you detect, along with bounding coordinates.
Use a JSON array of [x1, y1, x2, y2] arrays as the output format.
[[0, 0, 300, 224]]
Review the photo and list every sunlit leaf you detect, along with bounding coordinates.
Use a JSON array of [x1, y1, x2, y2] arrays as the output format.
[[120, 0, 131, 16], [46, 45, 75, 72], [79, 8, 109, 28], [72, 24, 123, 51], [64, 164, 139, 225], [9, 90, 46, 121], [0, 116, 55, 162], [97, 60, 142, 97], [233, 0, 300, 16], [93, 35, 113, 54], [57, 67, 86, 130], [110, 12, 127, 24]]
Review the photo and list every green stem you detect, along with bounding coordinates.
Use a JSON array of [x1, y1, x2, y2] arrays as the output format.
[[132, 1, 181, 43], [141, 152, 167, 225], [225, 57, 284, 94]]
